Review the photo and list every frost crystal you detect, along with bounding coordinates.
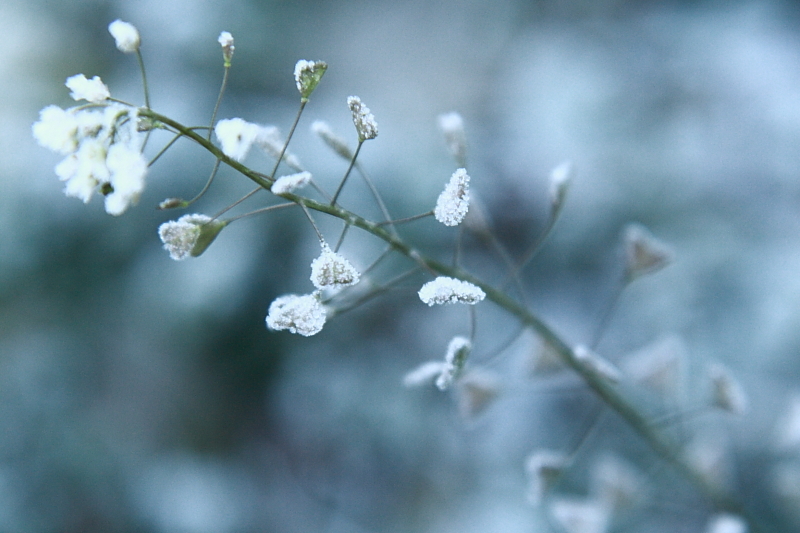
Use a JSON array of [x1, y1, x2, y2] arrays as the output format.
[[66, 74, 110, 103], [434, 168, 470, 226], [418, 276, 485, 306], [294, 60, 327, 100], [272, 171, 312, 195], [214, 118, 260, 162], [525, 450, 570, 506], [266, 293, 326, 336], [218, 31, 234, 64], [347, 96, 378, 141], [311, 120, 353, 160], [438, 112, 466, 166], [624, 223, 674, 280], [158, 214, 213, 261], [709, 363, 748, 415], [436, 336, 472, 390], [108, 20, 140, 53], [310, 243, 360, 290]]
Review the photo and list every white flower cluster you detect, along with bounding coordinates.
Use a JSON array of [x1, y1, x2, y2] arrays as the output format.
[[434, 168, 470, 226], [108, 20, 140, 54], [266, 293, 326, 337], [347, 96, 378, 142], [158, 214, 212, 260], [310, 243, 361, 291], [271, 171, 311, 195], [214, 119, 302, 169], [418, 276, 485, 306], [33, 79, 146, 215]]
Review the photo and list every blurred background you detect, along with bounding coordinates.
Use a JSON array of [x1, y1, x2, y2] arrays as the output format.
[[5, 0, 800, 531]]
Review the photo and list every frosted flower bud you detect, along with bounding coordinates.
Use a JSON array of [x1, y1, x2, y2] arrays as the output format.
[[456, 369, 500, 418], [272, 171, 311, 195], [418, 276, 485, 306], [706, 514, 747, 533], [65, 74, 110, 103], [347, 96, 378, 141], [438, 112, 467, 166], [158, 198, 189, 210], [311, 120, 353, 160], [434, 168, 470, 226], [158, 214, 227, 260], [550, 498, 611, 533], [709, 363, 748, 415], [549, 161, 574, 214], [310, 243, 360, 291], [573, 345, 622, 384], [57, 137, 109, 203], [32, 105, 79, 155], [266, 293, 326, 336], [108, 20, 141, 53], [525, 450, 570, 506], [218, 31, 234, 65], [214, 118, 260, 161], [403, 361, 447, 388], [255, 125, 303, 170], [104, 143, 148, 216], [623, 223, 674, 281], [294, 60, 327, 101], [435, 336, 471, 390]]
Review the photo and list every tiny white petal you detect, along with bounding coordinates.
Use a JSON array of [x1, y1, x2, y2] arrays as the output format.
[[215, 118, 260, 161], [104, 144, 147, 215], [549, 160, 574, 211], [218, 31, 234, 48], [32, 106, 79, 155], [434, 168, 470, 226], [65, 74, 110, 103], [272, 171, 312, 195], [418, 276, 485, 306], [108, 19, 140, 53], [266, 293, 326, 336]]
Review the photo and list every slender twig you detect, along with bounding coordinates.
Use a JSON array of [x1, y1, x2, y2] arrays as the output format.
[[208, 65, 230, 141], [331, 141, 363, 206]]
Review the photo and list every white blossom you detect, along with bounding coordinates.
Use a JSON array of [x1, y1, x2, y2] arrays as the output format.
[[32, 105, 79, 155], [311, 120, 353, 160], [436, 336, 471, 390], [65, 74, 110, 103], [434, 168, 470, 226], [254, 125, 303, 170], [706, 514, 747, 533], [623, 223, 674, 281], [108, 19, 140, 53], [293, 60, 327, 100], [574, 345, 622, 384], [266, 293, 326, 336], [709, 363, 748, 415], [158, 214, 213, 261], [272, 171, 311, 195], [57, 138, 109, 203], [218, 31, 234, 63], [525, 450, 570, 506], [347, 96, 378, 141], [310, 243, 360, 290], [418, 276, 485, 306], [438, 112, 466, 165], [214, 118, 260, 161], [104, 143, 147, 215]]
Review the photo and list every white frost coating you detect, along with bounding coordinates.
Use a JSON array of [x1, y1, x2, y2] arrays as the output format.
[[272, 171, 311, 195], [104, 143, 147, 215], [158, 214, 212, 261], [66, 74, 110, 103], [402, 361, 447, 388], [108, 20, 140, 53], [347, 96, 378, 141], [434, 168, 470, 226], [214, 118, 260, 162], [309, 243, 360, 290], [436, 336, 471, 390], [266, 293, 326, 336], [418, 276, 485, 306], [218, 31, 234, 49]]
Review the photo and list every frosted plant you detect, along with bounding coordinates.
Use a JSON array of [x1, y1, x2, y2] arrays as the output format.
[[402, 361, 447, 388], [435, 336, 472, 391], [214, 118, 261, 161], [108, 19, 140, 53], [104, 143, 148, 215], [309, 242, 360, 291], [434, 168, 470, 226], [272, 171, 312, 195], [525, 450, 571, 506], [294, 60, 327, 101], [266, 293, 326, 336], [218, 31, 234, 64], [347, 96, 378, 141], [158, 214, 227, 261], [65, 74, 110, 103], [418, 276, 485, 306]]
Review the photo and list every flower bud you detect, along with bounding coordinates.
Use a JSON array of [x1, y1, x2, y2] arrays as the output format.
[[347, 96, 378, 142], [294, 60, 327, 101], [108, 20, 140, 53], [218, 31, 234, 66]]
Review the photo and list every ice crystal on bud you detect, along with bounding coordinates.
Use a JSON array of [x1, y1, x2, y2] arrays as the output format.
[[418, 276, 485, 306], [574, 345, 622, 384], [158, 214, 215, 260], [218, 31, 234, 64], [272, 171, 312, 195], [436, 336, 471, 390], [310, 243, 360, 290], [347, 96, 378, 141], [706, 514, 747, 533], [623, 223, 674, 281], [549, 161, 573, 213], [214, 118, 260, 161], [311, 120, 353, 160], [266, 293, 326, 336], [294, 60, 327, 101], [525, 450, 570, 506], [438, 112, 467, 166], [66, 74, 110, 103], [108, 20, 140, 53], [709, 363, 748, 415], [435, 168, 470, 226]]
